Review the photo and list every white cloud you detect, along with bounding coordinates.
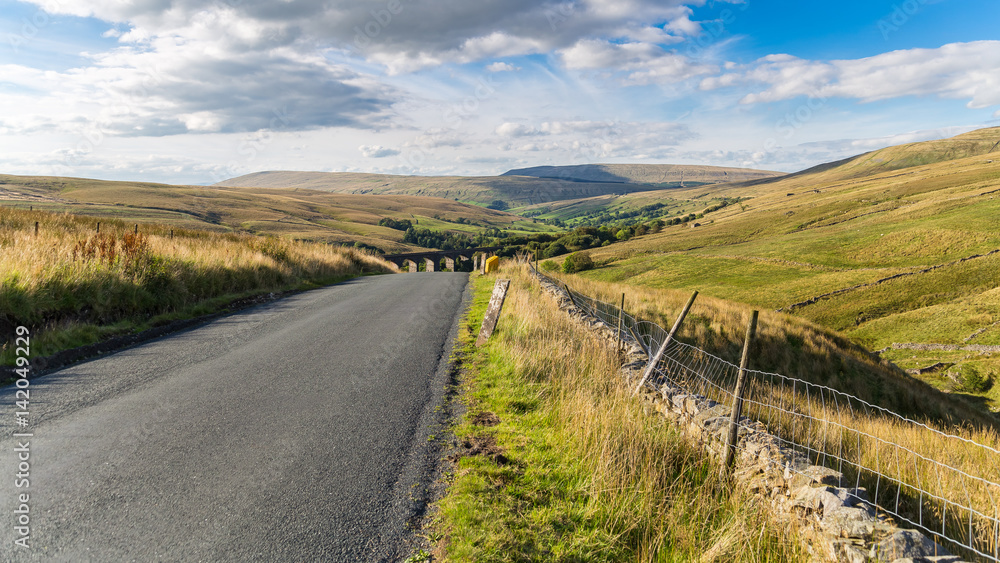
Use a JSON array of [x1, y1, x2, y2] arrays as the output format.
[[21, 0, 706, 73], [703, 41, 1000, 111], [486, 62, 518, 72], [495, 122, 542, 138], [0, 10, 398, 139], [410, 130, 464, 149], [359, 144, 400, 158], [559, 38, 716, 84]]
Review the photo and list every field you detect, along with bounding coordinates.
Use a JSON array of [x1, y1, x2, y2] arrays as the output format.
[[551, 127, 1000, 413], [0, 173, 557, 253], [0, 206, 394, 366]]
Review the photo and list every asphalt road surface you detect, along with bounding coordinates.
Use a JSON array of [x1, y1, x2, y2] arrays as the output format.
[[0, 272, 470, 561]]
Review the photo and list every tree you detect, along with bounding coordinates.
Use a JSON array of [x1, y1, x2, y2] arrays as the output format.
[[562, 252, 594, 273]]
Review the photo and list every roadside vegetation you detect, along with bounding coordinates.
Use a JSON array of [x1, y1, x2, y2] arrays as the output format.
[[428, 265, 805, 562], [515, 264, 1000, 560], [0, 206, 394, 365]]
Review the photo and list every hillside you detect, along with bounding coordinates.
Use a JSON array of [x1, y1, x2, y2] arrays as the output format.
[[216, 163, 782, 208], [216, 170, 668, 207], [0, 174, 553, 253], [788, 126, 1000, 181], [502, 163, 784, 185], [553, 127, 1000, 414]]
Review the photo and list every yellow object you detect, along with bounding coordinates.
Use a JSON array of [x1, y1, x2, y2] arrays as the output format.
[[484, 255, 500, 274]]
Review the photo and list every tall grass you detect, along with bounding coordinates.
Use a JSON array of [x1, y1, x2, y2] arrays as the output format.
[[0, 207, 395, 362], [539, 269, 999, 430], [434, 266, 804, 562], [541, 267, 1000, 560]]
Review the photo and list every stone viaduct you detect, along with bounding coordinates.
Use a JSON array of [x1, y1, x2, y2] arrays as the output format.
[[382, 247, 502, 272]]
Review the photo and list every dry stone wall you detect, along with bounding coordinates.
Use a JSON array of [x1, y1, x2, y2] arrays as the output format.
[[534, 274, 967, 563]]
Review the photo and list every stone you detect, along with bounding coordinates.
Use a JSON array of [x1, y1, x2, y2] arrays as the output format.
[[876, 530, 952, 561], [828, 539, 868, 563], [786, 465, 844, 489], [821, 504, 876, 539], [782, 454, 813, 482], [672, 393, 688, 411], [699, 416, 730, 435], [683, 396, 701, 416], [790, 485, 844, 512], [693, 403, 730, 424]]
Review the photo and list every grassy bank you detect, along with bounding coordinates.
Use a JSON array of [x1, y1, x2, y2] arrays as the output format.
[[532, 267, 1000, 559], [429, 264, 804, 562], [0, 206, 395, 364]]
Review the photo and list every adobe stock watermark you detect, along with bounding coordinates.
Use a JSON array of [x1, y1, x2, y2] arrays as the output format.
[[352, 0, 413, 50], [544, 2, 576, 31], [5, 0, 64, 54], [685, 0, 751, 60], [752, 90, 827, 166], [877, 0, 932, 40]]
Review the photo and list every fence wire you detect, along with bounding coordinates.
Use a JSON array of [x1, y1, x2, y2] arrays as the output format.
[[532, 265, 1000, 562]]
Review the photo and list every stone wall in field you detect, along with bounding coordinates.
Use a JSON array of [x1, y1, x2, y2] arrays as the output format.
[[534, 274, 966, 563]]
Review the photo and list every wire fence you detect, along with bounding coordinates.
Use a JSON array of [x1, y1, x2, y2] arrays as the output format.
[[531, 265, 1000, 562]]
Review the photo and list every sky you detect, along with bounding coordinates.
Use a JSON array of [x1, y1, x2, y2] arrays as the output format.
[[0, 0, 998, 185]]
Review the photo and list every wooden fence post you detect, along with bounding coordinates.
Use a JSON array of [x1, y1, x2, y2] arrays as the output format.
[[562, 283, 577, 308], [170, 229, 173, 239], [34, 221, 39, 236], [134, 224, 138, 235], [722, 310, 759, 479], [634, 291, 698, 394], [96, 222, 100, 234]]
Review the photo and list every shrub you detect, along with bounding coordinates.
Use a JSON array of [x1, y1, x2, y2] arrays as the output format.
[[562, 252, 594, 274], [540, 260, 558, 272], [956, 364, 994, 393], [543, 242, 568, 258]]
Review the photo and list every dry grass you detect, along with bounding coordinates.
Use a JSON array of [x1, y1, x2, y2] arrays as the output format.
[[0, 206, 395, 362], [540, 266, 1000, 560], [434, 265, 804, 562], [539, 269, 998, 429]]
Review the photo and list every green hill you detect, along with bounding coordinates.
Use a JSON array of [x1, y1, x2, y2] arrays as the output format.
[[554, 127, 1000, 414], [216, 164, 782, 208], [502, 163, 783, 185], [215, 170, 664, 207]]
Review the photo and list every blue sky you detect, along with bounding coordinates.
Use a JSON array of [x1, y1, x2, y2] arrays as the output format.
[[0, 0, 997, 184]]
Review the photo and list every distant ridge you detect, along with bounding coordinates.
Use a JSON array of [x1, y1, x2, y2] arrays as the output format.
[[217, 164, 784, 207], [502, 163, 784, 185], [215, 170, 669, 206]]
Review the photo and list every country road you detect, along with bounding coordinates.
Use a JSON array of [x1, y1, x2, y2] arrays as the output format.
[[0, 272, 471, 561]]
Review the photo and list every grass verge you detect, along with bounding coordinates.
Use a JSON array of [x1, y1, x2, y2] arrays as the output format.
[[428, 263, 805, 562], [0, 207, 396, 368]]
